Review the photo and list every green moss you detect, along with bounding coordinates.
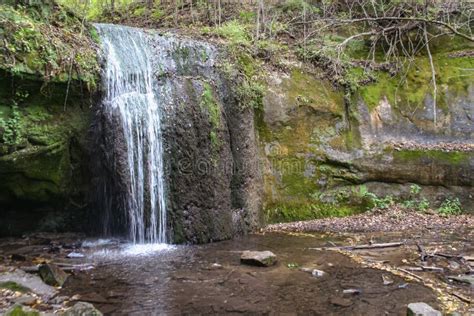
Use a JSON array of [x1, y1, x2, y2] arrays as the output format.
[[393, 149, 471, 166], [285, 69, 344, 116], [359, 53, 474, 111], [200, 82, 221, 148], [265, 201, 363, 223], [5, 305, 40, 316], [0, 281, 31, 293]]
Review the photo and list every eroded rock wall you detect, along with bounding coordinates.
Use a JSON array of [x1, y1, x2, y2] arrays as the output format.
[[259, 55, 474, 222], [0, 72, 96, 236]]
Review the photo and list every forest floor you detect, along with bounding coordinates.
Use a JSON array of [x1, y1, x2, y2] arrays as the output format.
[[265, 206, 474, 233]]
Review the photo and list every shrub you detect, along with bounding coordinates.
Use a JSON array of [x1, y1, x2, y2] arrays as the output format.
[[437, 198, 462, 216]]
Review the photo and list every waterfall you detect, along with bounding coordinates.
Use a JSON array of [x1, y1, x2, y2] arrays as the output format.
[[95, 24, 167, 244]]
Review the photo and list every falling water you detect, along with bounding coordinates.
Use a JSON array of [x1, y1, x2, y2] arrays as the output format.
[[95, 24, 167, 244]]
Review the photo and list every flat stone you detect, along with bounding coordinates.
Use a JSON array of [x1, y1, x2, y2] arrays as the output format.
[[14, 295, 37, 306], [240, 251, 277, 267], [447, 275, 474, 286], [330, 297, 352, 307], [407, 302, 442, 316], [61, 302, 103, 316], [39, 263, 69, 287], [0, 269, 56, 298]]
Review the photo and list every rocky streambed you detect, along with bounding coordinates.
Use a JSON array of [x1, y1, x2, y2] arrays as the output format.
[[0, 213, 472, 315]]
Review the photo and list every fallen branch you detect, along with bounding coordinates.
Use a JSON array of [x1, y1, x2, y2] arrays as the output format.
[[297, 17, 474, 42], [416, 265, 444, 273], [310, 242, 404, 251], [397, 268, 423, 281], [416, 243, 427, 262], [449, 291, 472, 304]]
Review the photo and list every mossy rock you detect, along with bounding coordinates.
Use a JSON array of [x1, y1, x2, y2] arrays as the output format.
[[0, 281, 31, 293]]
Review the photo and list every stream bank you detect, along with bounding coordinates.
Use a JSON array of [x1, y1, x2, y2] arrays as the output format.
[[0, 211, 472, 315]]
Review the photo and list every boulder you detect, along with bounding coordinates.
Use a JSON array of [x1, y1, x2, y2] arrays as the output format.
[[4, 304, 41, 316], [407, 302, 441, 316], [39, 263, 68, 287], [61, 302, 103, 316], [240, 251, 277, 267]]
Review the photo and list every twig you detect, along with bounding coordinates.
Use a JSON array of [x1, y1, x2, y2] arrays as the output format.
[[296, 17, 474, 42], [397, 267, 423, 281], [449, 291, 472, 304]]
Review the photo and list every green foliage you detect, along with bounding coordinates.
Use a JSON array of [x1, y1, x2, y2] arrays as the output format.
[[437, 198, 462, 216], [277, 0, 319, 14], [238, 11, 256, 24], [287, 262, 299, 269], [0, 104, 25, 147], [0, 3, 100, 89], [4, 305, 40, 316], [356, 185, 394, 210], [214, 20, 250, 45], [236, 80, 265, 110]]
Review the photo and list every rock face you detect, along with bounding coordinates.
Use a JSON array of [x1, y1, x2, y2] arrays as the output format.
[[0, 3, 98, 237], [407, 302, 442, 316], [38, 263, 68, 287], [240, 250, 277, 267], [92, 31, 262, 243], [0, 72, 95, 236], [260, 61, 474, 222]]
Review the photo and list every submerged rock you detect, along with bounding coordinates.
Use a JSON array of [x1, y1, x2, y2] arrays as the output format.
[[61, 302, 103, 316], [39, 263, 68, 287], [407, 302, 441, 316], [240, 251, 277, 267], [0, 269, 56, 298]]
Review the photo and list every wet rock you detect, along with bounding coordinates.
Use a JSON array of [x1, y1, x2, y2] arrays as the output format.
[[11, 254, 27, 261], [407, 302, 441, 316], [39, 263, 68, 287], [240, 251, 277, 267], [14, 295, 37, 306], [447, 274, 474, 286], [330, 297, 353, 307], [4, 304, 41, 316], [61, 302, 103, 316], [311, 269, 326, 277], [0, 269, 56, 298], [210, 263, 223, 269], [300, 267, 326, 277], [67, 252, 85, 259], [343, 289, 361, 295], [49, 295, 69, 305]]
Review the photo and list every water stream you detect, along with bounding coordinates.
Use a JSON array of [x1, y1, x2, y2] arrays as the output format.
[[96, 24, 167, 244]]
